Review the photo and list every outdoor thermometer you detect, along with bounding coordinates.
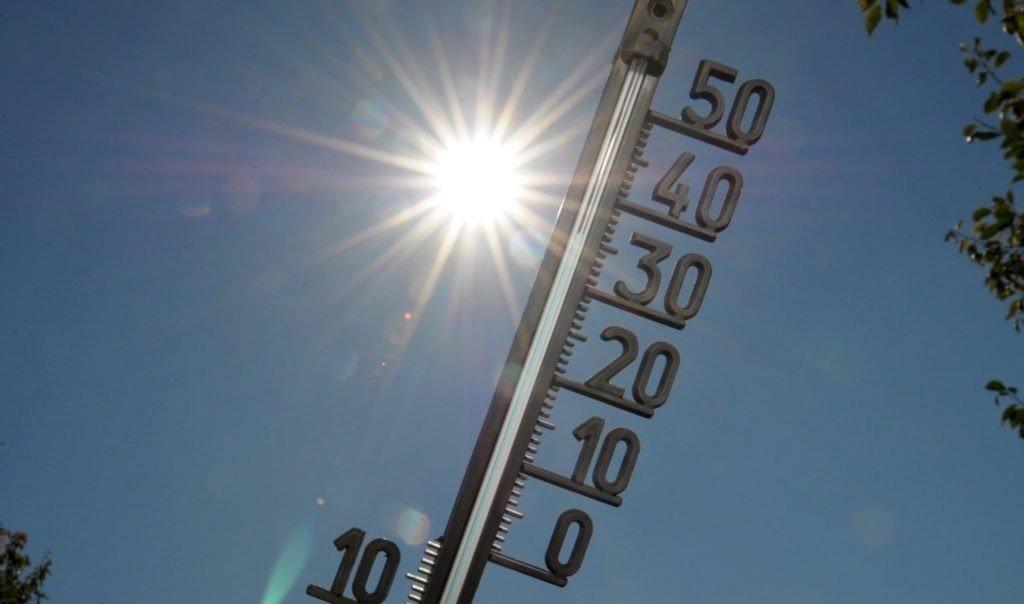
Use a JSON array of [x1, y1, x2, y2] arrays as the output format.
[[307, 1, 775, 602]]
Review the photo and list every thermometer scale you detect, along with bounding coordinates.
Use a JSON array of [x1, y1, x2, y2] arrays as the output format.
[[308, 1, 775, 602]]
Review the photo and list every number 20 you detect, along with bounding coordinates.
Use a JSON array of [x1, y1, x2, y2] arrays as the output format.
[[585, 326, 680, 409]]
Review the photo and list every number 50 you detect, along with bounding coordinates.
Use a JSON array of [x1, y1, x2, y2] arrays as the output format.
[[681, 59, 775, 147]]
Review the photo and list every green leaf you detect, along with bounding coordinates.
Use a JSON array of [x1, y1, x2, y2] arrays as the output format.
[[996, 51, 1012, 67], [1002, 79, 1024, 95], [973, 206, 993, 220], [866, 4, 883, 34], [858, 0, 874, 10], [885, 0, 899, 19], [985, 379, 1006, 391], [984, 92, 1002, 113], [975, 0, 991, 22], [979, 220, 1008, 239]]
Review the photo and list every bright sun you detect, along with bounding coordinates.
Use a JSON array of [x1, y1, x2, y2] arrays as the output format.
[[431, 136, 522, 226], [200, 2, 610, 330]]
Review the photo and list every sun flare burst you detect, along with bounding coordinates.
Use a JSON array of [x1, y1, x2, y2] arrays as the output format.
[[140, 2, 621, 370], [430, 136, 523, 226]]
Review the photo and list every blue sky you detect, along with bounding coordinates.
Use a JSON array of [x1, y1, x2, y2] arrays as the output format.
[[2, 1, 1022, 603]]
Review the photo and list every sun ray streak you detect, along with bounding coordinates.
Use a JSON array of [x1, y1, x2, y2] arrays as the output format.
[[308, 199, 437, 267], [425, 13, 472, 142], [507, 29, 618, 150], [129, 84, 437, 175], [482, 222, 523, 326], [412, 222, 463, 323], [474, 22, 496, 132], [516, 119, 595, 165], [506, 195, 564, 233], [344, 212, 447, 293], [482, 0, 514, 133], [509, 67, 610, 153], [348, 7, 456, 144], [321, 6, 452, 153], [492, 7, 557, 142]]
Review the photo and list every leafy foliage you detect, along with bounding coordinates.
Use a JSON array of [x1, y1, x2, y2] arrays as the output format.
[[859, 0, 1024, 439], [985, 379, 1024, 436], [0, 525, 51, 604], [858, 0, 911, 34]]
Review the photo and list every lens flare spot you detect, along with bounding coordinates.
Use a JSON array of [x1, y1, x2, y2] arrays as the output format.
[[225, 170, 262, 214], [395, 509, 431, 546], [388, 128, 420, 156], [384, 313, 411, 346], [351, 99, 390, 141], [354, 48, 384, 83], [509, 229, 547, 268], [373, 353, 397, 380], [850, 506, 896, 548], [177, 200, 212, 219], [315, 497, 326, 507], [403, 312, 412, 321], [260, 521, 314, 604], [336, 352, 360, 383]]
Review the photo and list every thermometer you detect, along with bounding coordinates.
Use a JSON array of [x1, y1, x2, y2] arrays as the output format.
[[306, 1, 776, 603]]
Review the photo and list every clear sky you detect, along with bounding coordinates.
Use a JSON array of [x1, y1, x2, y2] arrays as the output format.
[[2, 1, 1022, 603]]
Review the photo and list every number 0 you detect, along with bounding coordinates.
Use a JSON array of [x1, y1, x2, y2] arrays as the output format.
[[726, 79, 774, 145], [545, 509, 593, 577]]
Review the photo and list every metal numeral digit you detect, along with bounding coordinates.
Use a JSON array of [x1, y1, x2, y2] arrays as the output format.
[[606, 234, 712, 324], [650, 154, 743, 235], [681, 59, 737, 129], [681, 59, 775, 147], [544, 509, 593, 578], [617, 150, 744, 244], [663, 252, 711, 321], [726, 79, 775, 146], [614, 233, 672, 304], [692, 165, 742, 232], [648, 58, 776, 155], [584, 326, 680, 410], [585, 326, 640, 399], [651, 151, 695, 217], [571, 416, 641, 495], [307, 528, 401, 604], [488, 508, 595, 587]]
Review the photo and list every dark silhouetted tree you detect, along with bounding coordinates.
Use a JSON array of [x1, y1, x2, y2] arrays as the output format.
[[1, 525, 51, 604]]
